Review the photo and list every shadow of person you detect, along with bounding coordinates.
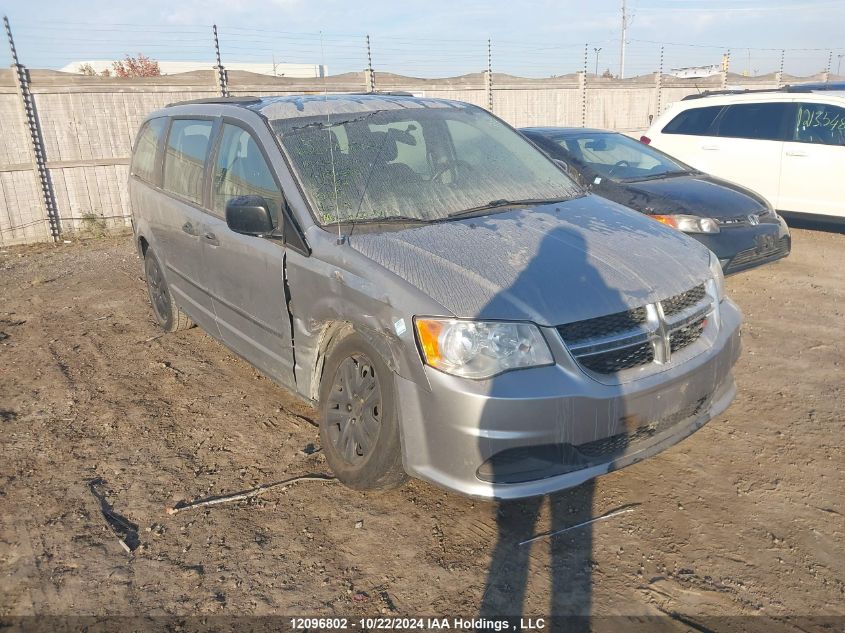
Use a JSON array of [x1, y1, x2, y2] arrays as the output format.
[[475, 213, 642, 630]]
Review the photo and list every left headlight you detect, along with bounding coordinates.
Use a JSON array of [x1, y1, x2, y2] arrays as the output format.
[[651, 214, 720, 234], [414, 318, 554, 379]]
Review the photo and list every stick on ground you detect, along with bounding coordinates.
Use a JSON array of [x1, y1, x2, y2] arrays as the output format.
[[519, 503, 641, 546], [165, 473, 337, 515]]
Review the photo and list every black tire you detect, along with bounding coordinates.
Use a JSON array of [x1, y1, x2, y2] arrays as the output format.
[[318, 332, 407, 490], [144, 249, 193, 333]]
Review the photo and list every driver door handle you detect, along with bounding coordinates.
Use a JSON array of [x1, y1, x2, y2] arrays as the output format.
[[701, 144, 720, 151], [203, 232, 220, 246], [785, 150, 807, 157]]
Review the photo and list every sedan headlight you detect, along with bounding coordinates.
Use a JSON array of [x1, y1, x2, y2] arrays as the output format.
[[414, 318, 553, 379], [709, 251, 725, 302], [651, 214, 720, 234]]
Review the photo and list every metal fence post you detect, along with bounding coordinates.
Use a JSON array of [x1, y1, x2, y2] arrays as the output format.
[[4, 15, 60, 242], [581, 43, 588, 128], [824, 50, 832, 83], [485, 38, 494, 113], [213, 24, 229, 97], [655, 45, 664, 120], [366, 34, 376, 92]]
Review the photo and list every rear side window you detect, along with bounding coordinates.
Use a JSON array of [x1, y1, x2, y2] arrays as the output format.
[[793, 102, 845, 146], [715, 103, 790, 141], [212, 124, 283, 223], [131, 118, 167, 183], [163, 119, 214, 204], [661, 105, 722, 136]]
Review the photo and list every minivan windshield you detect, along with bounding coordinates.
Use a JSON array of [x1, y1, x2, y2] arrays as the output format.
[[548, 132, 690, 182], [272, 105, 581, 225]]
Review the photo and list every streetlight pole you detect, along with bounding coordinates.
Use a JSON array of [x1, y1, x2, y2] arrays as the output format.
[[838, 54, 843, 77], [594, 47, 602, 76]]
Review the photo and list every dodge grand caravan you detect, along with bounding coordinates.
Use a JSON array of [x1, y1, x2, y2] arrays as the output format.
[[129, 94, 742, 500]]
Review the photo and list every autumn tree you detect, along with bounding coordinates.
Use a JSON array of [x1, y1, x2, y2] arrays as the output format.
[[112, 54, 161, 78], [77, 63, 111, 77]]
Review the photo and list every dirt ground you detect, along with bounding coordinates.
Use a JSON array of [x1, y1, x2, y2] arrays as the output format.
[[0, 228, 843, 629]]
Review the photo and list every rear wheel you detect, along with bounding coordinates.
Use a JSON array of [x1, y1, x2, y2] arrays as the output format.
[[144, 249, 193, 332], [318, 333, 407, 490]]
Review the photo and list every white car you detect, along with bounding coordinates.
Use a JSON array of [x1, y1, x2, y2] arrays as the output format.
[[642, 84, 845, 223]]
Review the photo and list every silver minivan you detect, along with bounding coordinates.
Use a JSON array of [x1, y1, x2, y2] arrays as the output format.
[[129, 94, 742, 500]]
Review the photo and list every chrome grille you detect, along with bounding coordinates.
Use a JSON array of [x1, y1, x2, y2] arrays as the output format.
[[726, 237, 789, 273], [557, 307, 647, 342], [662, 284, 706, 317], [558, 283, 713, 375]]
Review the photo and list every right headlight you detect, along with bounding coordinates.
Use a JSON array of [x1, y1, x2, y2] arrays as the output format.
[[709, 250, 725, 302], [651, 214, 720, 234], [414, 318, 554, 379]]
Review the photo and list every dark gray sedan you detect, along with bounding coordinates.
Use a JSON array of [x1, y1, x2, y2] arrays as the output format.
[[521, 127, 791, 274]]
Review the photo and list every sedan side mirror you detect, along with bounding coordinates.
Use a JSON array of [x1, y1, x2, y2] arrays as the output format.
[[225, 195, 273, 236]]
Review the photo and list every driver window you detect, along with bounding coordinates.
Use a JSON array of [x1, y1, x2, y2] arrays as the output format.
[[212, 124, 283, 224]]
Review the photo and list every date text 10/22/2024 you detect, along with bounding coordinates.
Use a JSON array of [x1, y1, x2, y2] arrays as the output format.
[[289, 618, 547, 631]]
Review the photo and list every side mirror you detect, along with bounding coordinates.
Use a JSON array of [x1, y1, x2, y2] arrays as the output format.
[[225, 195, 273, 236]]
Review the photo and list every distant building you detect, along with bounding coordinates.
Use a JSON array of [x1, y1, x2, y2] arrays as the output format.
[[60, 60, 327, 78], [667, 64, 721, 79]]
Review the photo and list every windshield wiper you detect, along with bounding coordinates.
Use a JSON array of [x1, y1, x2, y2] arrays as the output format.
[[327, 215, 429, 226], [623, 171, 689, 182], [447, 198, 569, 219]]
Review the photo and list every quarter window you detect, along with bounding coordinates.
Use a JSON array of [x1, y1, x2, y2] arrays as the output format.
[[661, 105, 723, 136], [131, 117, 167, 183], [163, 119, 214, 204], [212, 124, 283, 223], [793, 103, 845, 146], [715, 103, 789, 141]]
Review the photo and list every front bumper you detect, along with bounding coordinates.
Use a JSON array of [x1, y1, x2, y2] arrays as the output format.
[[691, 214, 791, 275], [396, 299, 742, 500]]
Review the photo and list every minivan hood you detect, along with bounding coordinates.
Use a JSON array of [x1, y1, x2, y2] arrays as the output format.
[[605, 174, 769, 219], [348, 196, 712, 326]]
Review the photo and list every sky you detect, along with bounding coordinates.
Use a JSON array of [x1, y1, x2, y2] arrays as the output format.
[[2, 0, 844, 78]]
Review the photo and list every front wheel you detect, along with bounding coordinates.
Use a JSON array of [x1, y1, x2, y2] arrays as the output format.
[[144, 249, 193, 332], [318, 333, 407, 490]]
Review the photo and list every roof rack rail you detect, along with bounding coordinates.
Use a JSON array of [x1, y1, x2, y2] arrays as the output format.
[[346, 90, 416, 97], [165, 95, 262, 108], [682, 87, 779, 100], [784, 81, 845, 92], [682, 82, 845, 101]]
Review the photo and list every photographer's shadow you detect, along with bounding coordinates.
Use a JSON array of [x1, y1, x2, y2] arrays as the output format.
[[476, 220, 636, 629]]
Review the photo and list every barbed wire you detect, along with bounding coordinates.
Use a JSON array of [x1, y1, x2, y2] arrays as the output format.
[[3, 21, 843, 79]]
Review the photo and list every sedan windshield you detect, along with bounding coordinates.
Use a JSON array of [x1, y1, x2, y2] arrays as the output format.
[[272, 105, 581, 225], [544, 132, 690, 182]]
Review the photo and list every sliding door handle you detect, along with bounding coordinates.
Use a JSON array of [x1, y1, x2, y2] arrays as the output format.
[[203, 232, 220, 246]]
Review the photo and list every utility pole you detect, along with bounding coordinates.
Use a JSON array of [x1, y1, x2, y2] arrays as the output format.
[[838, 54, 843, 77], [593, 47, 602, 76], [619, 0, 628, 79]]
